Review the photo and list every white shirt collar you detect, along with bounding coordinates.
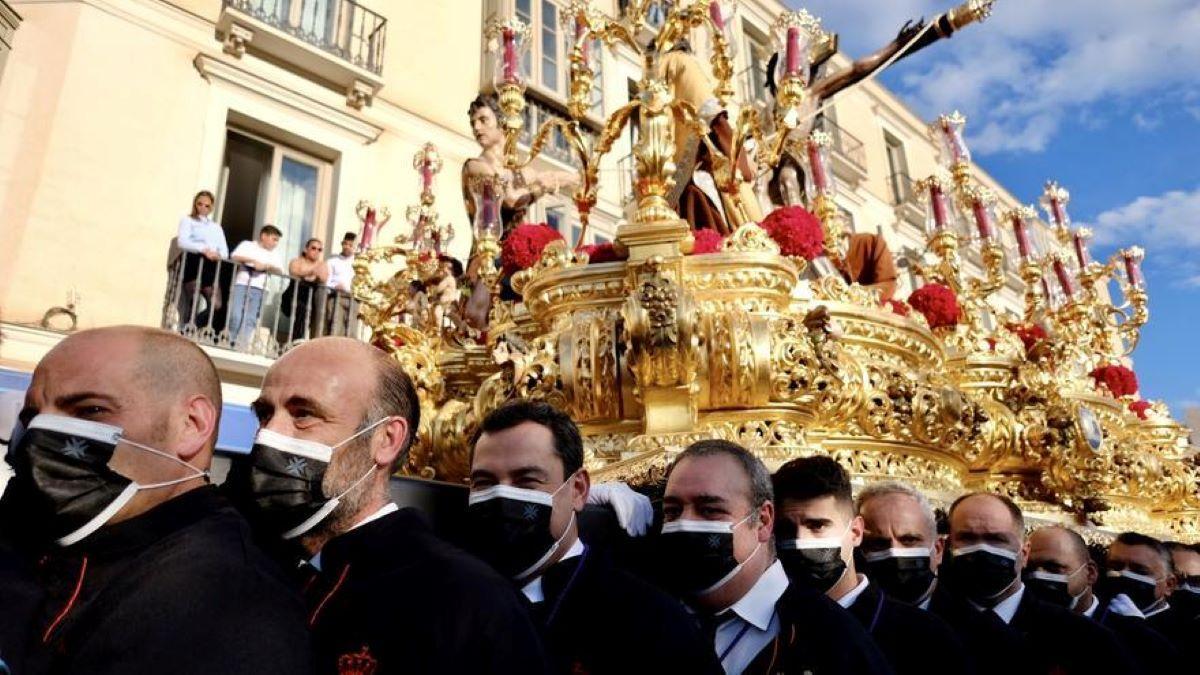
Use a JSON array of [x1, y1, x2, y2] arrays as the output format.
[[1082, 595, 1100, 618], [1143, 600, 1170, 618], [309, 503, 399, 571], [837, 574, 871, 609], [521, 537, 586, 604], [726, 560, 790, 631], [991, 583, 1025, 624]]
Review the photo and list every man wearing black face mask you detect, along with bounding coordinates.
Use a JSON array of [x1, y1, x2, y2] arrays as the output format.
[[466, 401, 719, 675], [661, 440, 892, 674], [771, 457, 971, 675], [1105, 532, 1197, 664], [237, 337, 548, 674], [1165, 541, 1200, 620], [944, 492, 1137, 675], [0, 326, 311, 675], [1028, 526, 1178, 673]]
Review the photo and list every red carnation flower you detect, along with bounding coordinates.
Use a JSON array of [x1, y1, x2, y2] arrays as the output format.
[[759, 206, 825, 260], [1006, 323, 1048, 354], [907, 283, 961, 330], [1128, 400, 1152, 420], [1089, 364, 1139, 398], [501, 223, 564, 277], [692, 228, 725, 254], [883, 299, 911, 316], [580, 242, 624, 264]]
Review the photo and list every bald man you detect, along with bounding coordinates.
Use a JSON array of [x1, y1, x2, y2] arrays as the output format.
[[231, 337, 548, 674], [943, 493, 1137, 675], [0, 326, 311, 675]]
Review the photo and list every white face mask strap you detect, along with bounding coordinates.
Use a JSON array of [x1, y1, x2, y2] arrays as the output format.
[[331, 416, 394, 451], [514, 510, 577, 582], [120, 438, 210, 483], [704, 538, 763, 599], [56, 482, 141, 547], [283, 462, 379, 540]]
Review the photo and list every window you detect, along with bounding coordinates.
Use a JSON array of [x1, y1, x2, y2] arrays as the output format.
[[509, 0, 602, 109], [540, 1, 559, 93], [884, 132, 910, 205], [743, 22, 772, 104]]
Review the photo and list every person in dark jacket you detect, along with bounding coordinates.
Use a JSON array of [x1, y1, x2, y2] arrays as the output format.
[[466, 400, 721, 675], [1027, 525, 1180, 673], [233, 337, 548, 675], [770, 457, 973, 675], [942, 492, 1139, 675], [660, 440, 894, 674], [1, 326, 311, 675], [1105, 531, 1199, 664]]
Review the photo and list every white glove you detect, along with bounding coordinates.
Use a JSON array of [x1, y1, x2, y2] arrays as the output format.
[[1107, 593, 1145, 618], [587, 482, 653, 537]]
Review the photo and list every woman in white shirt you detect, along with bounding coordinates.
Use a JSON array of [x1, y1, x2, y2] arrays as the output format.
[[174, 190, 229, 331]]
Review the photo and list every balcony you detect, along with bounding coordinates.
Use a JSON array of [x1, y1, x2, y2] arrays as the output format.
[[737, 64, 772, 115], [162, 252, 364, 359], [889, 171, 926, 229], [813, 117, 868, 185], [217, 0, 387, 108]]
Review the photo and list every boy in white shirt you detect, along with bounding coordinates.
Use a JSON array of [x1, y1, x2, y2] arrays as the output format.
[[228, 225, 285, 348]]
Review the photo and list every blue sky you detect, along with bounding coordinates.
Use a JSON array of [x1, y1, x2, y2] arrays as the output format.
[[788, 0, 1200, 418]]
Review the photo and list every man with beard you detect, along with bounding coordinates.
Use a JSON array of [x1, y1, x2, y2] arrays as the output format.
[[1027, 526, 1178, 672], [660, 440, 892, 674], [771, 458, 970, 675], [465, 400, 720, 675], [233, 337, 548, 674], [942, 493, 1137, 674], [0, 326, 310, 674]]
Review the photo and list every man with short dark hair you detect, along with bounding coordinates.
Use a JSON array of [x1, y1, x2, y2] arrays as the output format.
[[1165, 541, 1200, 620], [1106, 531, 1196, 662], [1, 326, 311, 674], [228, 225, 285, 347], [1029, 526, 1179, 672], [944, 492, 1137, 674], [661, 440, 892, 674], [771, 457, 971, 675], [466, 400, 719, 675], [232, 337, 548, 674], [324, 232, 358, 335]]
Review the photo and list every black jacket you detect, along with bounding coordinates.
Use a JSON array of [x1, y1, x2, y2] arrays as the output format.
[[1146, 605, 1200, 663], [302, 507, 550, 675], [1093, 599, 1181, 674], [531, 545, 722, 675], [928, 584, 1035, 675], [742, 582, 895, 674], [846, 580, 975, 675], [1010, 588, 1141, 675], [22, 486, 312, 675]]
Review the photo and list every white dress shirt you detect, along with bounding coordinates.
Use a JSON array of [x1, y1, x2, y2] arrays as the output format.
[[990, 584, 1025, 624], [714, 560, 789, 675], [836, 574, 871, 609], [521, 538, 586, 604], [231, 240, 284, 289], [327, 254, 355, 291], [177, 215, 228, 258], [1082, 595, 1100, 618], [1142, 600, 1170, 618]]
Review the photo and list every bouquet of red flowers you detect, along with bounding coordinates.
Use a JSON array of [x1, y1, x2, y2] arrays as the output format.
[[692, 228, 726, 254], [579, 242, 624, 264], [907, 283, 961, 330], [1128, 400, 1152, 420], [501, 223, 564, 276], [1007, 323, 1048, 354], [1089, 364, 1139, 398], [759, 205, 825, 260]]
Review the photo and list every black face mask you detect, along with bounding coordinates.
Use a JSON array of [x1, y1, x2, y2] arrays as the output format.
[[1100, 570, 1159, 612], [861, 547, 936, 604], [942, 543, 1019, 607], [778, 540, 847, 592], [466, 482, 572, 581], [15, 414, 207, 547], [1170, 578, 1200, 617], [658, 516, 752, 597], [1023, 569, 1083, 610]]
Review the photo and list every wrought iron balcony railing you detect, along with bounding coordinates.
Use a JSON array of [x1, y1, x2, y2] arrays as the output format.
[[813, 116, 867, 174], [224, 0, 386, 75], [163, 251, 363, 359]]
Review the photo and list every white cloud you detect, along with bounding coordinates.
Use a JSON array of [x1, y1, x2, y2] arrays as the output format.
[[792, 0, 1200, 155], [1085, 186, 1200, 250], [1132, 113, 1162, 131]]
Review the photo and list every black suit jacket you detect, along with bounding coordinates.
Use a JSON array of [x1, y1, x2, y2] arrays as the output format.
[[532, 546, 722, 675], [1010, 589, 1141, 675], [21, 487, 312, 675], [847, 581, 975, 675], [303, 507, 550, 675], [1146, 605, 1200, 663], [1094, 599, 1181, 674], [928, 584, 1036, 675], [742, 583, 896, 674]]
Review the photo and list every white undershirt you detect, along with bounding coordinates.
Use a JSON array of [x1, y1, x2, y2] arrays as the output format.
[[715, 560, 788, 675], [1082, 595, 1100, 618], [990, 584, 1025, 624], [836, 574, 871, 609], [521, 538, 586, 603]]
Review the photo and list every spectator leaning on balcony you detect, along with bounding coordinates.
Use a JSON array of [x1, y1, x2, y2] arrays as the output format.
[[228, 225, 285, 348], [285, 238, 330, 341], [174, 190, 229, 330]]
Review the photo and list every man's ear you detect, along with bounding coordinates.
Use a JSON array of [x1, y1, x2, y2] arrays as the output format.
[[176, 394, 219, 465], [849, 515, 865, 547], [571, 469, 590, 511], [757, 500, 775, 544], [1085, 560, 1099, 586], [373, 416, 409, 470]]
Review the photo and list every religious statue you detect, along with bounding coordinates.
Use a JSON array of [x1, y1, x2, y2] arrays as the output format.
[[355, 200, 392, 251]]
